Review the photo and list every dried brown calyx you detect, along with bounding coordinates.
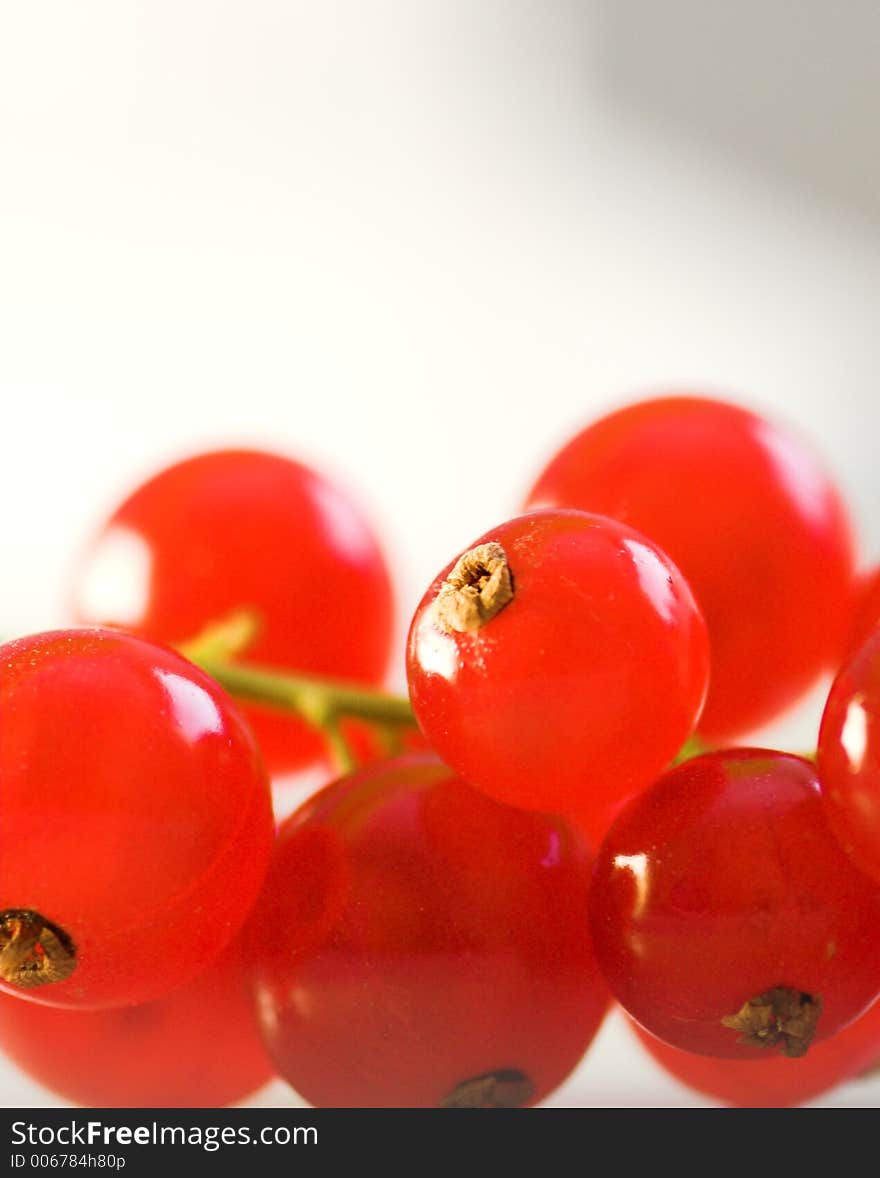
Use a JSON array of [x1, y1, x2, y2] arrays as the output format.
[[721, 986, 823, 1058], [440, 1068, 535, 1108], [434, 542, 514, 634], [0, 909, 77, 989]]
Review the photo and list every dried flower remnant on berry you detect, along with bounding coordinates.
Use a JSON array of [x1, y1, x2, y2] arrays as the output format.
[[440, 1068, 535, 1108], [721, 987, 823, 1058], [0, 909, 77, 989], [434, 543, 514, 634]]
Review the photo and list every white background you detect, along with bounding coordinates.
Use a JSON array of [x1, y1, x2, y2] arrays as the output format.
[[1, 1, 879, 1107]]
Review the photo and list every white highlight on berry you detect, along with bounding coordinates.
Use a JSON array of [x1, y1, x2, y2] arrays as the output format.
[[541, 830, 561, 868], [308, 478, 375, 563], [614, 852, 649, 919], [288, 985, 315, 1019], [754, 420, 831, 531], [256, 986, 280, 1036], [841, 694, 869, 774], [415, 615, 459, 681], [155, 670, 223, 742], [622, 538, 676, 625], [77, 525, 151, 625]]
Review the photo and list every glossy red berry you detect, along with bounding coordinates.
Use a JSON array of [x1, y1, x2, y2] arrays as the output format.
[[0, 629, 274, 1009], [630, 999, 880, 1108], [247, 754, 609, 1108], [526, 396, 855, 740], [72, 449, 395, 776], [0, 931, 273, 1107], [406, 510, 709, 831], [818, 631, 880, 883], [590, 750, 880, 1059]]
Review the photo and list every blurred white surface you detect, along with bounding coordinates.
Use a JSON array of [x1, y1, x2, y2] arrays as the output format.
[[1, 0, 879, 1108]]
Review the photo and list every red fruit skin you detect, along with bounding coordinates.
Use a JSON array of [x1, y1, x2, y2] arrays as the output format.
[[247, 754, 610, 1108], [630, 997, 880, 1108], [590, 750, 880, 1059], [0, 933, 273, 1107], [819, 631, 880, 883], [72, 449, 394, 775], [406, 509, 709, 830], [0, 629, 274, 1010], [526, 395, 855, 740]]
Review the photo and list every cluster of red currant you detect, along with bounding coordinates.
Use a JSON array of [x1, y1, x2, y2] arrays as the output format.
[[4, 396, 880, 1109]]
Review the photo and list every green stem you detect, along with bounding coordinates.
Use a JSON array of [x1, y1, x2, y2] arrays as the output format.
[[178, 609, 262, 664], [193, 657, 416, 730], [670, 733, 708, 766], [179, 611, 416, 775], [323, 719, 358, 775]]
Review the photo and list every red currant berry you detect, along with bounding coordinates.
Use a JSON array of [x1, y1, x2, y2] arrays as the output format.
[[0, 629, 274, 1009], [406, 510, 708, 830], [247, 754, 609, 1108], [526, 396, 855, 740], [590, 750, 880, 1059], [0, 930, 273, 1107], [818, 630, 880, 883], [72, 449, 394, 776], [630, 999, 880, 1108]]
